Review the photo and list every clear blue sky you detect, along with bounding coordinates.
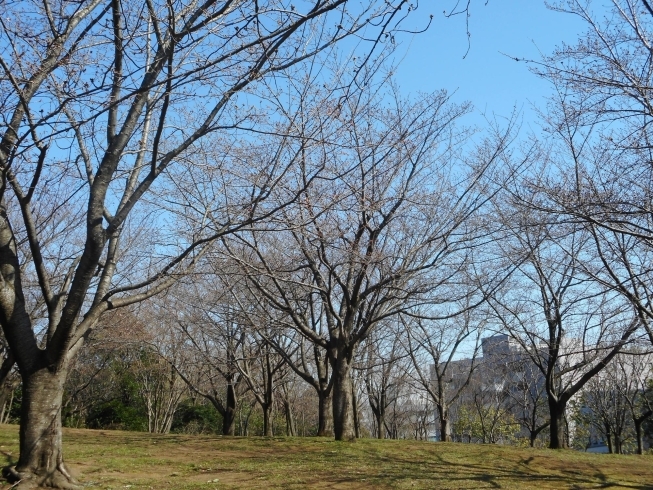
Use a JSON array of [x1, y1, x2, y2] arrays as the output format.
[[393, 1, 604, 128]]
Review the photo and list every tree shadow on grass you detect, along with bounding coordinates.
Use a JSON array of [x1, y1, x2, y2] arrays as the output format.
[[350, 448, 653, 489]]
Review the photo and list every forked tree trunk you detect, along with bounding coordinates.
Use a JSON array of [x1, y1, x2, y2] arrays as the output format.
[[316, 392, 333, 436], [3, 366, 80, 490], [332, 356, 355, 441], [529, 423, 548, 447]]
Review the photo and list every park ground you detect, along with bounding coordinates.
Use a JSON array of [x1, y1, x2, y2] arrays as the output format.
[[0, 425, 652, 489]]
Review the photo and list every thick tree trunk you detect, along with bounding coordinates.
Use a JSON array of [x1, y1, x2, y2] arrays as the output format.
[[3, 367, 80, 489], [332, 356, 355, 441], [548, 399, 567, 449], [223, 383, 237, 436], [317, 392, 333, 436]]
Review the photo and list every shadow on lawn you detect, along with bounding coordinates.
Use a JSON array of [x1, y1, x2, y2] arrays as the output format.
[[352, 449, 653, 490]]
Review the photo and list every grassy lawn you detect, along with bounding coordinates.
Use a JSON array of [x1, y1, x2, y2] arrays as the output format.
[[0, 425, 651, 489]]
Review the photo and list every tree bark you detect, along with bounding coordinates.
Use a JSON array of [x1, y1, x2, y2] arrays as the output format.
[[529, 422, 548, 447], [352, 384, 360, 439], [437, 405, 451, 442], [3, 366, 81, 489], [376, 411, 385, 439], [332, 356, 355, 441], [548, 399, 567, 449], [635, 420, 644, 455], [606, 427, 613, 454], [223, 382, 237, 436], [284, 399, 296, 436], [262, 404, 273, 437], [317, 392, 333, 436], [0, 351, 15, 412]]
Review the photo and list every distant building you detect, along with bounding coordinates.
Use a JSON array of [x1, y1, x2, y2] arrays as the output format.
[[431, 334, 653, 451]]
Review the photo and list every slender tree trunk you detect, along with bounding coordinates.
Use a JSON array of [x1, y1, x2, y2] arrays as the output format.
[[437, 405, 451, 442], [284, 400, 295, 436], [352, 382, 360, 439], [332, 355, 355, 441], [223, 383, 237, 436], [317, 392, 333, 436], [376, 411, 384, 439], [635, 420, 644, 455], [0, 352, 15, 414], [3, 366, 80, 489], [263, 404, 273, 437], [548, 398, 567, 449], [529, 421, 549, 447]]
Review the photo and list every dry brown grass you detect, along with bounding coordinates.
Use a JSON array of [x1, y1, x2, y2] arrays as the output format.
[[0, 424, 651, 489]]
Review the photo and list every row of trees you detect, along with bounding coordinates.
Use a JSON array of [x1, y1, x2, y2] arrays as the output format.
[[2, 0, 653, 487], [4, 305, 649, 452]]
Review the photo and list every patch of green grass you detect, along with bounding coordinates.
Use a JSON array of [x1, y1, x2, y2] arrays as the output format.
[[0, 424, 651, 489]]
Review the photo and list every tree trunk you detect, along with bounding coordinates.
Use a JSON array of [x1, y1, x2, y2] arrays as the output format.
[[0, 351, 15, 414], [332, 356, 355, 441], [351, 381, 360, 439], [635, 420, 644, 455], [528, 422, 548, 447], [223, 383, 237, 436], [3, 366, 81, 489], [262, 404, 273, 437], [548, 399, 567, 449], [376, 411, 384, 439], [317, 392, 333, 437], [437, 405, 451, 442], [284, 400, 295, 436]]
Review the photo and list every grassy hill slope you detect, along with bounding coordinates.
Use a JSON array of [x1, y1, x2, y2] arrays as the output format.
[[0, 425, 651, 489]]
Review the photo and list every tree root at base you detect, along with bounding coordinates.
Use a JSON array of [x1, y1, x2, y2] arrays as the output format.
[[2, 464, 82, 490]]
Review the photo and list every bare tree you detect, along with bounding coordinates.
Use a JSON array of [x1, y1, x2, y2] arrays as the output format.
[[523, 1, 653, 350], [166, 278, 250, 436], [405, 310, 483, 442], [227, 82, 512, 440], [507, 354, 549, 447], [358, 324, 405, 439], [573, 348, 653, 454], [236, 325, 289, 437], [615, 349, 653, 454], [488, 196, 639, 449], [0, 0, 419, 485]]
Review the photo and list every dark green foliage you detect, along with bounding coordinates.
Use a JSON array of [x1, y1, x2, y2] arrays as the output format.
[[171, 400, 222, 435], [63, 348, 148, 431]]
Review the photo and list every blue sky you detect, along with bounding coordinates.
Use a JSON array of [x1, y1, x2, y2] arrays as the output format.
[[393, 1, 603, 128]]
